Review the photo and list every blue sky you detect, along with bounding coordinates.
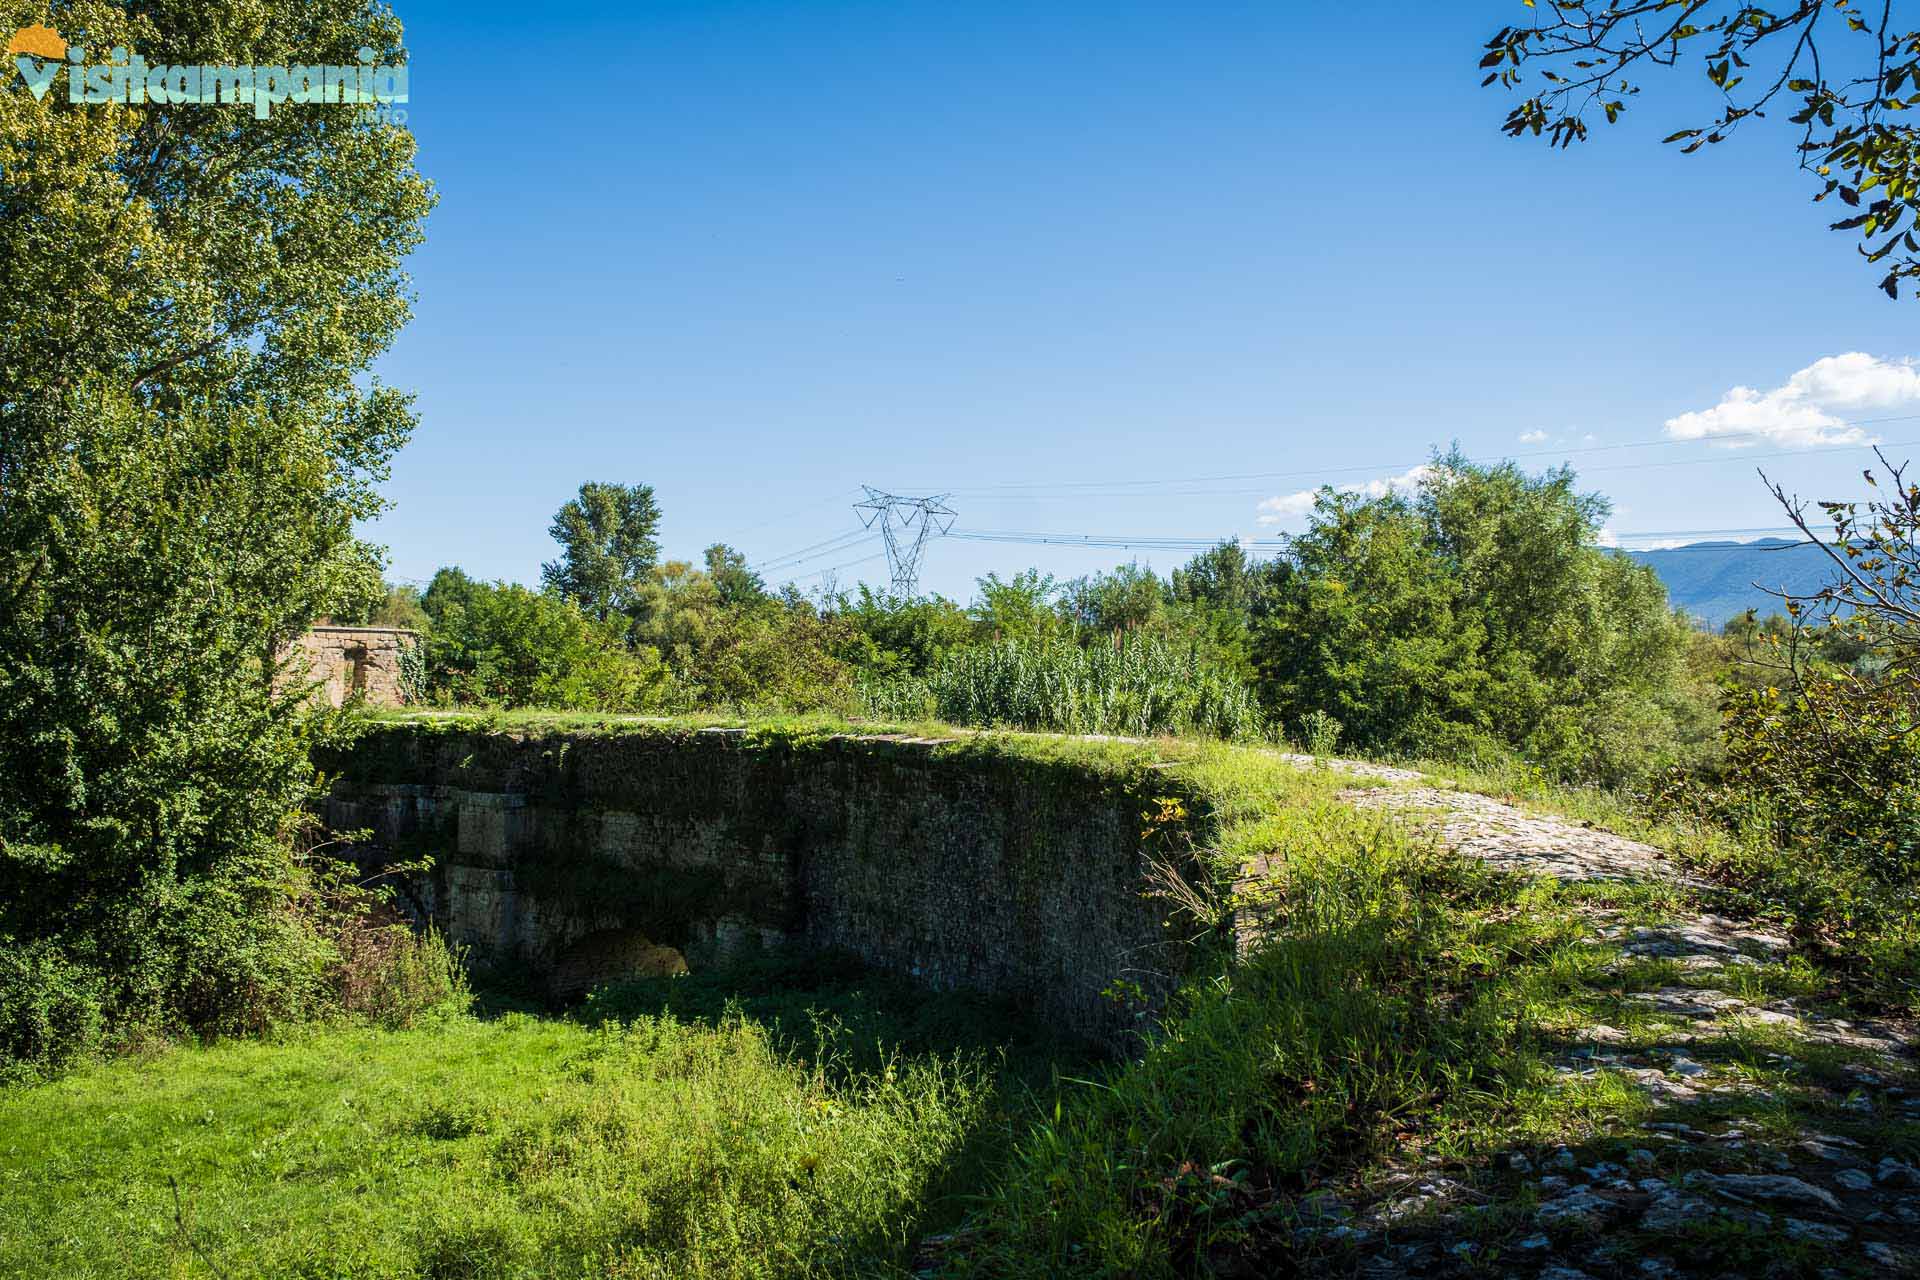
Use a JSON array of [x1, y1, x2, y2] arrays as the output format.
[[370, 0, 1920, 601]]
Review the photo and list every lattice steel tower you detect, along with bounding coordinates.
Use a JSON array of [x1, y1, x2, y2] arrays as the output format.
[[853, 487, 957, 596]]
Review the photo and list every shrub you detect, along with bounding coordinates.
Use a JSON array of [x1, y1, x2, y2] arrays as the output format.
[[631, 563, 861, 714], [0, 388, 381, 1072], [1298, 709, 1342, 757], [1671, 453, 1920, 1008], [322, 922, 470, 1029], [420, 570, 671, 710], [0, 942, 108, 1083], [952, 803, 1512, 1275], [1693, 669, 1920, 1006], [1254, 450, 1718, 785], [0, 0, 431, 1076]]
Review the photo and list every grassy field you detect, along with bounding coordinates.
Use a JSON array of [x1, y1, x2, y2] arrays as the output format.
[[0, 998, 1003, 1278], [6, 736, 1914, 1278]]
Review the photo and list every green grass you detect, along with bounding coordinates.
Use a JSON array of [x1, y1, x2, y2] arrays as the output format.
[[353, 707, 1226, 781], [0, 1000, 999, 1279], [0, 742, 1380, 1280], [11, 724, 1915, 1278], [944, 829, 1572, 1274]]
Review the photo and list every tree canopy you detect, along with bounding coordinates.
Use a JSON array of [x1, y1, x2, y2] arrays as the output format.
[[1482, 1, 1920, 297], [1255, 451, 1715, 781], [0, 0, 433, 1074], [541, 482, 664, 621]]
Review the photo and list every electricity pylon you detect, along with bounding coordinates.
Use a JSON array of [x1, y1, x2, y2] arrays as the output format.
[[853, 487, 956, 596]]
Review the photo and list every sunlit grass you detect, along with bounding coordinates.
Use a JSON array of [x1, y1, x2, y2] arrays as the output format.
[[0, 1009, 993, 1278]]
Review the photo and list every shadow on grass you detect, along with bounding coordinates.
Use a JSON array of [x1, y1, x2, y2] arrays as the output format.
[[572, 947, 1098, 1075], [544, 948, 1105, 1254]]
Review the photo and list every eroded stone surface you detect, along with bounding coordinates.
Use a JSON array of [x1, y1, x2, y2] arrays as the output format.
[[1343, 785, 1696, 885]]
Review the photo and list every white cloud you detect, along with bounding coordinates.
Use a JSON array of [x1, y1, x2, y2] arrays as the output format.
[[1518, 429, 1549, 444], [1257, 464, 1434, 527], [1665, 352, 1911, 448], [1255, 491, 1321, 524]]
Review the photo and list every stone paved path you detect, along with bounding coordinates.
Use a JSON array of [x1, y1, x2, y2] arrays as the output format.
[[1272, 759, 1920, 1278], [1343, 785, 1697, 886]]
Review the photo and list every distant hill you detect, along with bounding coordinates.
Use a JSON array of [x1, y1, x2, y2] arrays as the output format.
[[1625, 538, 1841, 629]]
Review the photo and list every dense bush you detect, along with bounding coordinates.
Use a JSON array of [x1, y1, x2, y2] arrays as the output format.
[[825, 585, 977, 679], [1254, 451, 1718, 785], [0, 943, 107, 1083], [418, 569, 670, 710], [1657, 457, 1920, 1005], [630, 562, 860, 713], [0, 389, 375, 1078]]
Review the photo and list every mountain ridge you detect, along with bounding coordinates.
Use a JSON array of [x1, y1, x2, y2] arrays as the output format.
[[1627, 537, 1839, 628]]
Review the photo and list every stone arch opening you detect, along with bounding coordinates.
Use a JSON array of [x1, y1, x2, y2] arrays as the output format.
[[546, 928, 688, 1003]]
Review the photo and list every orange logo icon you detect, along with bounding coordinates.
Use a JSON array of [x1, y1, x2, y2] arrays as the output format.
[[7, 24, 66, 59]]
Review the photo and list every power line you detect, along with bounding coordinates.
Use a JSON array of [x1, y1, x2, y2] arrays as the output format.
[[747, 432, 1899, 588], [731, 487, 869, 537], [944, 525, 1824, 556], [752, 528, 877, 573], [768, 549, 890, 588]]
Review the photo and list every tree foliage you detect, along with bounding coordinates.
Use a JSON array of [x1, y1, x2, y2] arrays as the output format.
[[0, 0, 432, 1073], [1482, 1, 1920, 297], [541, 483, 663, 622], [824, 585, 975, 680], [1256, 451, 1715, 782], [628, 562, 856, 712], [970, 570, 1064, 643], [418, 570, 668, 711], [1705, 452, 1920, 948]]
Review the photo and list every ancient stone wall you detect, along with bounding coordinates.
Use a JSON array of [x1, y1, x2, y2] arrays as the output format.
[[319, 723, 1207, 1044], [286, 626, 416, 708]]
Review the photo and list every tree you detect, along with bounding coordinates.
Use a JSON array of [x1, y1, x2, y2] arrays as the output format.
[[1722, 450, 1920, 877], [1481, 1, 1920, 297], [541, 483, 662, 621], [1059, 562, 1167, 635], [1259, 487, 1481, 753], [1768, 446, 1920, 652], [332, 582, 431, 631], [370, 583, 432, 632], [0, 0, 432, 1074], [1166, 541, 1287, 682], [703, 543, 768, 608], [1171, 541, 1259, 613], [628, 562, 858, 712], [824, 585, 975, 679], [1258, 453, 1714, 781]]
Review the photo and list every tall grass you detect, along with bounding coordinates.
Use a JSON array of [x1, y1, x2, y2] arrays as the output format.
[[862, 636, 1264, 740], [945, 759, 1628, 1277]]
